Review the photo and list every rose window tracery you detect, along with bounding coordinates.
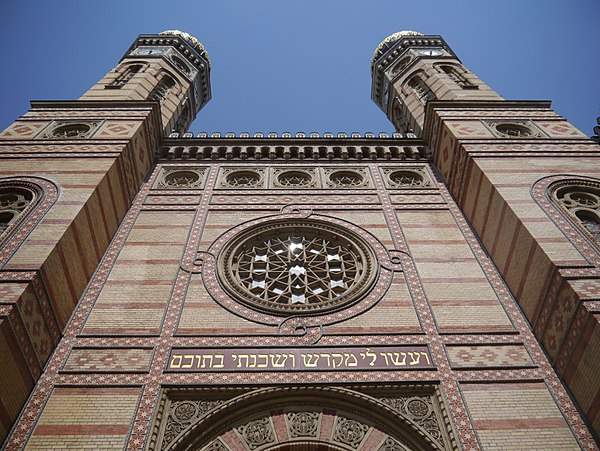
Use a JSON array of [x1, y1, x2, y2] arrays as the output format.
[[389, 170, 426, 187], [276, 171, 313, 187], [218, 219, 377, 315], [164, 171, 200, 188], [495, 123, 533, 138], [555, 185, 600, 241], [329, 171, 365, 187], [225, 171, 261, 188], [49, 123, 92, 139]]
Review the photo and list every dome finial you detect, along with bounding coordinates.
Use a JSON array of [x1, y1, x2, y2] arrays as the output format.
[[159, 30, 210, 65], [372, 30, 424, 66]]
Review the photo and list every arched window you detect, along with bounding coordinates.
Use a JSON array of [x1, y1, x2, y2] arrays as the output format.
[[437, 64, 475, 88], [552, 181, 600, 242], [0, 188, 34, 236], [407, 76, 436, 104], [107, 64, 143, 89], [148, 74, 176, 102], [0, 178, 57, 265]]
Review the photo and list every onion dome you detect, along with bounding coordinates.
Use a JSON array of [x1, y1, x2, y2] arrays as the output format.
[[371, 30, 424, 67], [159, 30, 210, 66]]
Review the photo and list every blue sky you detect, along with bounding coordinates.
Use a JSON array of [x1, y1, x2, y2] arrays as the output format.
[[0, 0, 598, 136]]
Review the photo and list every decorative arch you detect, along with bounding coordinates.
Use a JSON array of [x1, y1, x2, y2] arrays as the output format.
[[532, 175, 600, 265], [149, 385, 457, 451], [0, 177, 58, 267]]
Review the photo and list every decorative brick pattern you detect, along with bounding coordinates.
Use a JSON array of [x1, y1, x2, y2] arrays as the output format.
[[446, 344, 534, 368], [62, 347, 154, 372]]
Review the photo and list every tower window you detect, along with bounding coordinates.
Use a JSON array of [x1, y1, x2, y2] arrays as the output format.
[[148, 75, 176, 102], [439, 65, 475, 89], [407, 76, 436, 104], [107, 64, 143, 89]]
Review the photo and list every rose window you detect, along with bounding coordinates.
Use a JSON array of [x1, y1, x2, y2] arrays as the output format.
[[389, 170, 426, 187], [164, 171, 200, 188], [218, 219, 377, 314], [50, 123, 92, 139], [495, 123, 533, 138], [276, 171, 312, 187], [329, 171, 364, 187], [225, 171, 261, 188]]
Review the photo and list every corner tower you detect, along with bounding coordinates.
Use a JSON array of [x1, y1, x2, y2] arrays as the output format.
[[81, 30, 211, 133], [371, 31, 501, 134]]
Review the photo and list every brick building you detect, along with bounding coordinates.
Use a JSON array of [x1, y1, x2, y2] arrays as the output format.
[[0, 29, 599, 449]]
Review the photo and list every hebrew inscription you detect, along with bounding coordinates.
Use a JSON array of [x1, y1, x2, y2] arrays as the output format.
[[166, 346, 433, 372]]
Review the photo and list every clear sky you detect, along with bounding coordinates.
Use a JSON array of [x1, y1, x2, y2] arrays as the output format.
[[0, 0, 598, 136]]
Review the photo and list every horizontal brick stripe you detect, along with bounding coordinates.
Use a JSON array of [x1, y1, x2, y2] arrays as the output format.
[[54, 386, 141, 395], [461, 382, 544, 391], [104, 280, 174, 286], [33, 424, 130, 435], [429, 299, 499, 306], [421, 277, 487, 283], [92, 302, 165, 309], [474, 418, 567, 430]]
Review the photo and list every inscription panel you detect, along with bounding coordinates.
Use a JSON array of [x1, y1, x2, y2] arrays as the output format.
[[167, 345, 434, 372]]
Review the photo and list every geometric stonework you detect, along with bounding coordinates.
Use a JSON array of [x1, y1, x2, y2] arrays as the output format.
[[153, 167, 207, 189], [217, 168, 267, 189], [272, 168, 317, 188], [481, 119, 546, 139], [36, 120, 102, 139], [445, 344, 534, 369], [323, 167, 371, 188], [381, 167, 432, 188], [148, 385, 457, 450], [217, 218, 379, 316], [235, 416, 276, 450]]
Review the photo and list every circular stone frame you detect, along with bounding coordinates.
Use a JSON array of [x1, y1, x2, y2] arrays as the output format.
[[217, 218, 379, 317]]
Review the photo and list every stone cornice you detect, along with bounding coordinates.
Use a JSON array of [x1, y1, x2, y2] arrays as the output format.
[[159, 138, 429, 161]]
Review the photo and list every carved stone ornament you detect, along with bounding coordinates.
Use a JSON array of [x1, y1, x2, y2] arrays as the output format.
[[378, 437, 412, 451], [285, 411, 320, 438], [324, 168, 371, 188], [218, 168, 266, 189], [201, 438, 230, 451], [38, 121, 101, 139], [154, 167, 207, 189], [235, 417, 276, 450], [333, 416, 370, 449], [272, 168, 317, 188], [482, 119, 546, 139], [159, 399, 224, 450], [217, 218, 378, 315], [148, 385, 457, 450], [378, 395, 443, 447], [382, 167, 432, 188]]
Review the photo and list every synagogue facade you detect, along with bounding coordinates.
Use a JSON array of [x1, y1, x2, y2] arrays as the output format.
[[0, 30, 598, 450]]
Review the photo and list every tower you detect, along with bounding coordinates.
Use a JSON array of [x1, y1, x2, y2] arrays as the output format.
[[81, 30, 211, 133], [0, 30, 211, 445], [1, 30, 599, 450], [371, 31, 500, 134]]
